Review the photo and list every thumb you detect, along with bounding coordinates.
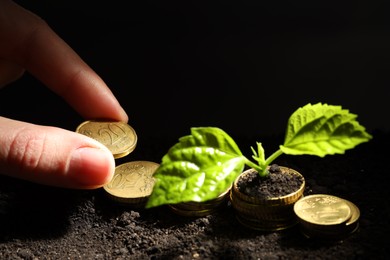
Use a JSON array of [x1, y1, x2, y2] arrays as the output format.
[[0, 117, 115, 189]]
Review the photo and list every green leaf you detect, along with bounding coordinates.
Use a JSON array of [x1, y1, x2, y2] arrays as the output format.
[[146, 127, 246, 208], [280, 103, 373, 157]]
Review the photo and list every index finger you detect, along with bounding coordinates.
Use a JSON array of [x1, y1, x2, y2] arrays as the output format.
[[0, 0, 128, 122]]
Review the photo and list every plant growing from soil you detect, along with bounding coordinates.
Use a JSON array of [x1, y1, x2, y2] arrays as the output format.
[[146, 103, 372, 208]]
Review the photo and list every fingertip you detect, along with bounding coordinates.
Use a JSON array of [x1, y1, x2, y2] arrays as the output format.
[[117, 106, 129, 123], [67, 146, 115, 189]]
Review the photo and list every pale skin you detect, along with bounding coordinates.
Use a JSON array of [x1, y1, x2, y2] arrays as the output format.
[[0, 0, 129, 189]]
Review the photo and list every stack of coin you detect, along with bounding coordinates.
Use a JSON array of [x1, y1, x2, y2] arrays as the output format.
[[293, 194, 360, 240], [169, 186, 231, 217], [230, 167, 306, 231], [103, 161, 160, 207], [76, 120, 137, 159]]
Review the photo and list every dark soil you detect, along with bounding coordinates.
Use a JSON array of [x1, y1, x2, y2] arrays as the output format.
[[0, 130, 389, 259], [236, 164, 304, 198]]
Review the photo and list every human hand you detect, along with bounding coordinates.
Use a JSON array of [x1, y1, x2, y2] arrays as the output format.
[[0, 0, 128, 189]]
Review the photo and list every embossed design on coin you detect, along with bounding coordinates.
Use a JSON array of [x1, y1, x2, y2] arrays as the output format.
[[294, 194, 351, 225], [76, 120, 137, 159], [103, 161, 159, 204]]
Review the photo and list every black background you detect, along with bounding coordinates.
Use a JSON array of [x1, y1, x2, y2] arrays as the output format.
[[1, 2, 390, 258], [2, 0, 390, 142]]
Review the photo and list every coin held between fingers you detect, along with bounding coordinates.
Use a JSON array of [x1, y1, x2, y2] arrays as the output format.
[[76, 120, 137, 159]]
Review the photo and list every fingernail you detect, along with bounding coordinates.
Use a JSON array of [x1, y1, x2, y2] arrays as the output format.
[[68, 147, 115, 188]]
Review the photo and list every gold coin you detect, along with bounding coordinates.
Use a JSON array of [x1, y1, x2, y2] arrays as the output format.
[[235, 213, 297, 231], [76, 120, 137, 159], [295, 195, 361, 240], [169, 205, 219, 217], [103, 161, 159, 204], [172, 185, 231, 211], [294, 194, 351, 226]]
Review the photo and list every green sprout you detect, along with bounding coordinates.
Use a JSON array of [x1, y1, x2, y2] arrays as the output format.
[[146, 103, 372, 208]]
